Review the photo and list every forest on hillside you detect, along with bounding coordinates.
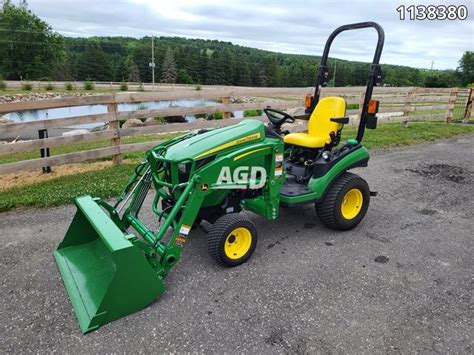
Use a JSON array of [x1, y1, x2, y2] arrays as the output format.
[[1, 5, 473, 88]]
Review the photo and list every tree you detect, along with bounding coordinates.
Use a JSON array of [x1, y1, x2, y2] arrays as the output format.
[[128, 59, 141, 82], [161, 48, 177, 83], [131, 45, 153, 83], [234, 58, 252, 86], [75, 43, 112, 81], [264, 57, 279, 87], [0, 5, 65, 80], [457, 51, 474, 86], [424, 73, 449, 88], [177, 68, 193, 84], [423, 70, 458, 88], [206, 50, 223, 84]]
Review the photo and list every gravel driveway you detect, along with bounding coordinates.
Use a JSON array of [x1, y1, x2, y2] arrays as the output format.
[[1, 135, 473, 353]]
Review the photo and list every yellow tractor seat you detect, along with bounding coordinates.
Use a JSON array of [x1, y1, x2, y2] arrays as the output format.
[[284, 96, 346, 148], [283, 133, 329, 148]]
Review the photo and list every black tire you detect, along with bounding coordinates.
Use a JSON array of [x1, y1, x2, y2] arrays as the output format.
[[207, 213, 258, 267], [315, 172, 370, 231]]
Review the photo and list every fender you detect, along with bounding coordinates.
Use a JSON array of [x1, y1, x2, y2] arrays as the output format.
[[307, 146, 370, 198]]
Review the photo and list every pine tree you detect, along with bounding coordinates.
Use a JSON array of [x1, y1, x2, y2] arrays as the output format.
[[128, 60, 141, 82], [76, 43, 111, 81], [177, 68, 193, 84], [161, 48, 177, 83], [265, 57, 279, 87]]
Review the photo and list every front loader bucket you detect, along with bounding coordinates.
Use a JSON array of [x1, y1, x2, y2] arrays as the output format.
[[54, 196, 165, 334]]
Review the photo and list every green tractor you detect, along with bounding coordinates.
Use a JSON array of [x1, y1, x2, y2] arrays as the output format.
[[54, 22, 384, 333]]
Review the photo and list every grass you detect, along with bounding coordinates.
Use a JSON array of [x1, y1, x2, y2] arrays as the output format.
[[0, 132, 182, 164], [341, 122, 474, 149], [21, 82, 33, 91], [243, 109, 263, 117], [0, 122, 473, 211], [0, 164, 135, 211]]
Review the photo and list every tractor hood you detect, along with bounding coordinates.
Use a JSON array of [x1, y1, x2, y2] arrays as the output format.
[[164, 119, 266, 161]]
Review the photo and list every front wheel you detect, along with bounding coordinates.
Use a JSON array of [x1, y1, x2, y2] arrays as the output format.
[[207, 214, 258, 267], [315, 172, 370, 230]]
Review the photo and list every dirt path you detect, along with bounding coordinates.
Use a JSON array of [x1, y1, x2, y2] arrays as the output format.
[[0, 135, 473, 353]]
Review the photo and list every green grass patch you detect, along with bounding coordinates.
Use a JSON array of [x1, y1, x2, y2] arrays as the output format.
[[0, 132, 183, 164], [243, 109, 263, 117], [83, 81, 95, 90], [346, 103, 359, 110], [21, 82, 33, 91], [341, 122, 474, 149], [0, 164, 135, 212], [0, 122, 473, 211]]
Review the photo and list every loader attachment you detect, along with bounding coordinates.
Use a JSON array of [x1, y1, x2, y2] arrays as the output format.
[[54, 195, 165, 334]]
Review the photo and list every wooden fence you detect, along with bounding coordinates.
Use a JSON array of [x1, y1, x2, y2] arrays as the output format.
[[0, 86, 471, 175]]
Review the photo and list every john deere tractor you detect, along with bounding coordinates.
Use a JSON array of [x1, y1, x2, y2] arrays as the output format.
[[54, 22, 384, 333]]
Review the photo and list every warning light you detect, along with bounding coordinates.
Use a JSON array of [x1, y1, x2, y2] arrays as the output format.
[[305, 95, 313, 109], [368, 100, 379, 114]]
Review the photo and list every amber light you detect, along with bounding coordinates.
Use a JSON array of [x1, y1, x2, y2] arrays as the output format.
[[304, 94, 313, 109], [368, 99, 379, 114]]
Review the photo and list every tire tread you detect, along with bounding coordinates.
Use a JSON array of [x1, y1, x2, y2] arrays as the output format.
[[315, 172, 369, 230], [207, 214, 256, 266]]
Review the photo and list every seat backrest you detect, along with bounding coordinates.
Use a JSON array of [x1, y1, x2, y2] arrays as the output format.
[[308, 96, 346, 137]]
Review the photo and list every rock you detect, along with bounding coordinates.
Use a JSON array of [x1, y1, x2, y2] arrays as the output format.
[[0, 118, 13, 125], [231, 96, 258, 104], [122, 118, 144, 128], [62, 129, 90, 136], [90, 123, 109, 132], [0, 92, 97, 105]]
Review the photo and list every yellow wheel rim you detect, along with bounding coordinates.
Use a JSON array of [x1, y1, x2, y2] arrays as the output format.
[[341, 188, 363, 220], [224, 227, 252, 260]]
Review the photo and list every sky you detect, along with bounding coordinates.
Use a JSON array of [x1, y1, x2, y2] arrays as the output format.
[[25, 0, 474, 70]]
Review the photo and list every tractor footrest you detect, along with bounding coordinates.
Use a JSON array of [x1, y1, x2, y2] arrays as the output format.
[[280, 182, 312, 196]]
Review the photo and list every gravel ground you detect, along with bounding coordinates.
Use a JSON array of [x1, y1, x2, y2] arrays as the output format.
[[0, 135, 473, 353]]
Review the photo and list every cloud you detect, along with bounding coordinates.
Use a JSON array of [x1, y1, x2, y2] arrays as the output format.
[[27, 0, 474, 69]]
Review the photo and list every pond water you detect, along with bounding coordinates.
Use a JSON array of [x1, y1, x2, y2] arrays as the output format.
[[4, 99, 245, 129]]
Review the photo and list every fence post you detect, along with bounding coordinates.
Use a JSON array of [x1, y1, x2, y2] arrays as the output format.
[[446, 88, 458, 124], [463, 88, 473, 123], [222, 96, 231, 119], [107, 101, 122, 165], [402, 88, 415, 128], [38, 129, 52, 173]]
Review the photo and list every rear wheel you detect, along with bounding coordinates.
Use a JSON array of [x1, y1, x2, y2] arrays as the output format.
[[315, 172, 370, 230], [207, 213, 258, 267]]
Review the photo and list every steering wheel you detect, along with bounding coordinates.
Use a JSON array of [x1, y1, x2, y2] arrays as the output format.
[[264, 108, 295, 126]]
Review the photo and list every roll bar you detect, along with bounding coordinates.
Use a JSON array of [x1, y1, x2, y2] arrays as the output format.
[[309, 22, 385, 143]]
